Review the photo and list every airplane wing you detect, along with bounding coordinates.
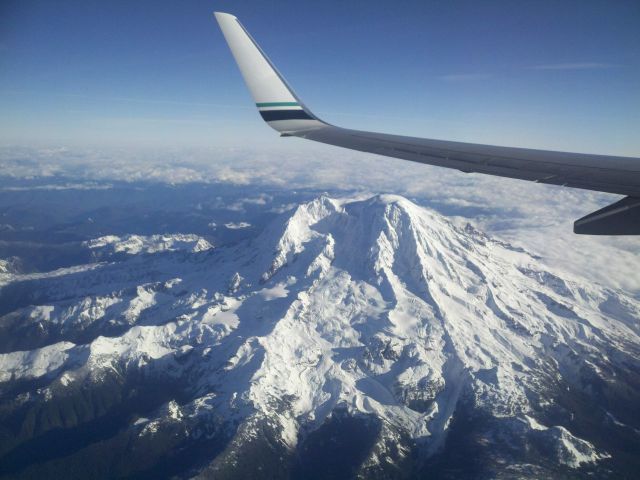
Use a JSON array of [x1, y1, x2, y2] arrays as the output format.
[[214, 12, 640, 235]]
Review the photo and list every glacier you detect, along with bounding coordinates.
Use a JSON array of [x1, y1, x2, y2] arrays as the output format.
[[0, 194, 638, 478]]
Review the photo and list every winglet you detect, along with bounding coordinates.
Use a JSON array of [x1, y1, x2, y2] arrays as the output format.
[[214, 12, 325, 134]]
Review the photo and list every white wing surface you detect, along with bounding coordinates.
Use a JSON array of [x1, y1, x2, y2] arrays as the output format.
[[214, 12, 640, 234]]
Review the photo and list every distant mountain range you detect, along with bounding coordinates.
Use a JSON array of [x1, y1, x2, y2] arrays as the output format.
[[0, 194, 638, 479]]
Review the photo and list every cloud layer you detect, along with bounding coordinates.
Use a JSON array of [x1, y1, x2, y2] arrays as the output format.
[[0, 144, 638, 293]]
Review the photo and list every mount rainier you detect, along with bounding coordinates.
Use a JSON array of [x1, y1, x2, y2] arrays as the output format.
[[0, 194, 638, 479]]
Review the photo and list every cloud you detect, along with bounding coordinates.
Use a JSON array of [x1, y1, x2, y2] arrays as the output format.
[[439, 73, 492, 82], [224, 222, 251, 230], [225, 194, 273, 212], [526, 62, 617, 71], [1, 144, 638, 293], [0, 182, 112, 192]]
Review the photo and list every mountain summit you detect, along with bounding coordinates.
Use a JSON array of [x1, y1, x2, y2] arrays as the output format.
[[0, 195, 638, 479]]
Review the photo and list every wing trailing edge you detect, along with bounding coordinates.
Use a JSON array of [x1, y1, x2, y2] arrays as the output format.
[[574, 196, 640, 235]]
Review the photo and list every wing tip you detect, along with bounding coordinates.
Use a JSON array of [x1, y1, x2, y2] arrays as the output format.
[[213, 11, 237, 22]]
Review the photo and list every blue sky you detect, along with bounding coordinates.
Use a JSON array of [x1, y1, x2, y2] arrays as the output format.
[[1, 0, 639, 154]]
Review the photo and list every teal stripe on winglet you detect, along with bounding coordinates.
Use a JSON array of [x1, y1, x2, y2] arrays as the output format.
[[256, 102, 299, 107]]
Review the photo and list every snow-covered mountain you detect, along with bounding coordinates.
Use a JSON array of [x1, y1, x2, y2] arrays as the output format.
[[0, 194, 638, 479], [84, 234, 213, 257]]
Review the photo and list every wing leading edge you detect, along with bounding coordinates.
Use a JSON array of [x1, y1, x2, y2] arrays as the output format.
[[214, 12, 640, 235]]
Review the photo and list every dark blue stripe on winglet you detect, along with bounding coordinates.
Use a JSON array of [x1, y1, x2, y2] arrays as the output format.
[[259, 110, 314, 121]]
